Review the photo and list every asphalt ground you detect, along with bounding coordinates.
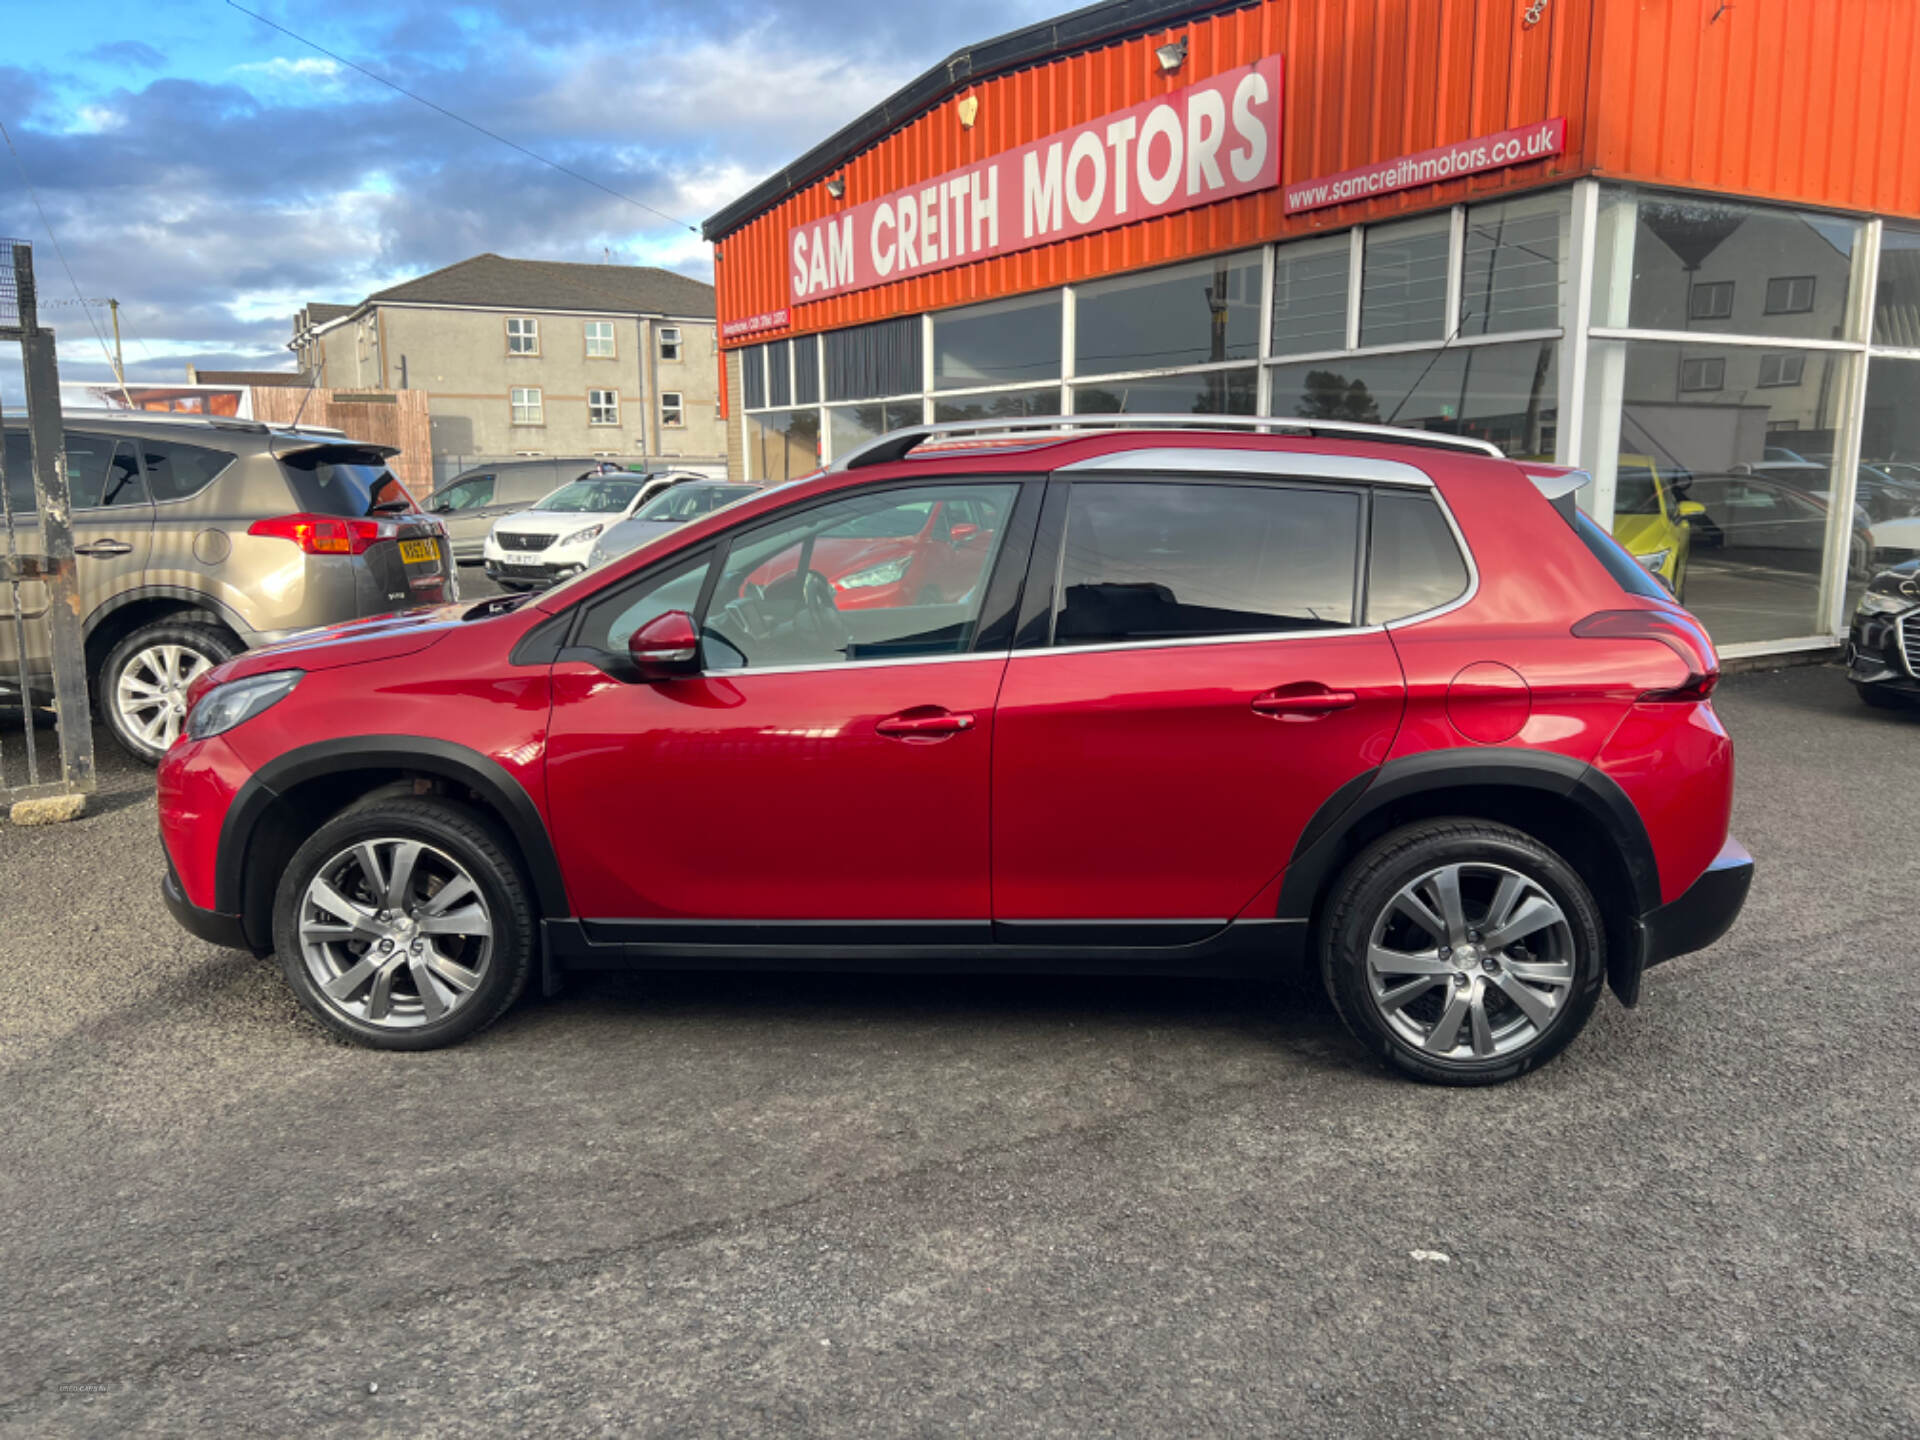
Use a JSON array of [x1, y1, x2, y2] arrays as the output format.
[[1, 663, 1916, 1437]]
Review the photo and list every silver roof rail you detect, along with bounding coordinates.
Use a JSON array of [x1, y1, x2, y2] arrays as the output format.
[[827, 413, 1506, 470]]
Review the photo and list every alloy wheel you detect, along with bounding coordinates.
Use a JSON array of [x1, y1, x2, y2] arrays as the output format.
[[297, 838, 494, 1029], [1363, 861, 1576, 1062], [115, 643, 214, 751]]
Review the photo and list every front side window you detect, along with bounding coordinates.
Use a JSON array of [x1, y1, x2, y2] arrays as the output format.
[[585, 320, 616, 358], [66, 435, 146, 509], [659, 325, 682, 362], [1054, 481, 1360, 646], [507, 317, 540, 355], [660, 392, 684, 427], [430, 475, 495, 512], [511, 387, 544, 425], [580, 553, 712, 656], [588, 389, 620, 425], [701, 482, 1018, 670], [1365, 489, 1470, 624]]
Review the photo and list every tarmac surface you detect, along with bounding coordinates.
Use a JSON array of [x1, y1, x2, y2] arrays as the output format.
[[1, 663, 1915, 1437]]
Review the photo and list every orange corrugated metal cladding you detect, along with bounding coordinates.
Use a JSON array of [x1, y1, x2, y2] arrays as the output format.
[[713, 0, 1920, 341]]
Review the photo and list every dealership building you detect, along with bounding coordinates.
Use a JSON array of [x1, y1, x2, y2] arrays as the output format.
[[704, 0, 1920, 657]]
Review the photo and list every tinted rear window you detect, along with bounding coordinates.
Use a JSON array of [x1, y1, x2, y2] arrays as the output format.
[[1055, 481, 1360, 644], [280, 449, 415, 517], [1570, 508, 1670, 600], [1366, 490, 1470, 623]]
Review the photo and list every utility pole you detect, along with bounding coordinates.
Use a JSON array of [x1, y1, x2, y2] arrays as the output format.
[[108, 298, 123, 388]]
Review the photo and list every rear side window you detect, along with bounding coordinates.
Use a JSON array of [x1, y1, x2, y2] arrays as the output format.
[[139, 439, 234, 503], [1055, 481, 1360, 645], [281, 451, 415, 516], [1570, 509, 1670, 600], [1365, 490, 1470, 624], [67, 434, 147, 509]]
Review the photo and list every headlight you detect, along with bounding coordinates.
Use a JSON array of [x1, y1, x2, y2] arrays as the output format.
[[836, 555, 912, 590], [1857, 590, 1912, 616], [560, 524, 604, 547], [185, 670, 301, 741], [1633, 548, 1672, 575]]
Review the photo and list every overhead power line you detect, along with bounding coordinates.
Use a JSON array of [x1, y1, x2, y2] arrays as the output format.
[[223, 1, 699, 234]]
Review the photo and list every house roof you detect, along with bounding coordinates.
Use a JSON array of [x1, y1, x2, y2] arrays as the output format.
[[302, 302, 354, 326], [365, 254, 715, 318]]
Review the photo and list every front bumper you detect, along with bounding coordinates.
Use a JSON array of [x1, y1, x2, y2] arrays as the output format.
[[162, 860, 253, 952], [1846, 609, 1920, 695]]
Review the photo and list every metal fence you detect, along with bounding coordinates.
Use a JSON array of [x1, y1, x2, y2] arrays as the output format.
[[0, 240, 96, 805]]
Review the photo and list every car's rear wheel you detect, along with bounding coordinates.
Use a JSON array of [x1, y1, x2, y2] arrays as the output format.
[[100, 621, 238, 763], [1321, 820, 1606, 1086], [271, 796, 534, 1050]]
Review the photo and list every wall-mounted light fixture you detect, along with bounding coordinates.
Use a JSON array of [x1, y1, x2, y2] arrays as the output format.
[[958, 94, 979, 129], [825, 175, 846, 199], [1154, 37, 1188, 73]]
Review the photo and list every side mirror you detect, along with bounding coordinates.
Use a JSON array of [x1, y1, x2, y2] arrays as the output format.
[[1677, 500, 1707, 520], [950, 522, 982, 545], [627, 609, 700, 681]]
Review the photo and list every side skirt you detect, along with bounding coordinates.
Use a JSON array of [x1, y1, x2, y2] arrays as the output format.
[[541, 916, 1307, 983]]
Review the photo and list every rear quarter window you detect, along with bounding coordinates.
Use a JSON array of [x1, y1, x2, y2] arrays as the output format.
[[139, 439, 236, 503], [1570, 509, 1671, 601], [1365, 490, 1471, 624]]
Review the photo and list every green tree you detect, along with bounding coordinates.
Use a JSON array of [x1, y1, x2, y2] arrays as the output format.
[[1296, 371, 1380, 423]]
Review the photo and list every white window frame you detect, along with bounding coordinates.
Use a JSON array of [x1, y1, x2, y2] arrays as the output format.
[[1756, 351, 1806, 388], [588, 388, 620, 425], [510, 386, 544, 425], [1679, 356, 1726, 392], [659, 325, 682, 362], [507, 316, 540, 356], [660, 391, 684, 427], [1763, 275, 1816, 315], [585, 320, 616, 358]]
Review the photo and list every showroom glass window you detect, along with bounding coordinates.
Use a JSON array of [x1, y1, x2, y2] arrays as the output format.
[[1053, 481, 1360, 644], [1459, 193, 1567, 336], [1073, 369, 1257, 417], [1074, 252, 1261, 376], [747, 409, 820, 484], [1271, 234, 1351, 357], [828, 400, 924, 458], [1361, 216, 1450, 346], [934, 292, 1061, 389]]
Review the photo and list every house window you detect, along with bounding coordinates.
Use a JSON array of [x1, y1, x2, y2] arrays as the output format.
[[507, 317, 540, 355], [585, 321, 616, 358], [661, 392, 684, 427], [658, 325, 682, 362], [588, 389, 620, 425], [1679, 357, 1725, 391], [1764, 275, 1816, 314], [510, 386, 544, 424], [1688, 282, 1734, 320], [1757, 352, 1806, 388]]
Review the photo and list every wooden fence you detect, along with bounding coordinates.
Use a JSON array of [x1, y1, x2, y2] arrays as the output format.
[[249, 387, 434, 500]]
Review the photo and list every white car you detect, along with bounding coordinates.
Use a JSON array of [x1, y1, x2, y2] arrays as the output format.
[[482, 472, 704, 589]]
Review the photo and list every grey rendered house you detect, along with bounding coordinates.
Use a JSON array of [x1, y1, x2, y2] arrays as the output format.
[[292, 255, 724, 486]]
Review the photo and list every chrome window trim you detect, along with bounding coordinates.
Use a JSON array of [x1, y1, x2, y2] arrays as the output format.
[[1011, 623, 1387, 661], [698, 649, 1011, 678], [1060, 448, 1435, 486]]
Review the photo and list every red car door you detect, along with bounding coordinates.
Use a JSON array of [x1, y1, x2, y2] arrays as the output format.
[[545, 479, 1030, 927], [992, 476, 1406, 924]]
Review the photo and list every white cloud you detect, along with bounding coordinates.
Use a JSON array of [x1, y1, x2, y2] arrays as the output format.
[[70, 105, 126, 134], [231, 57, 345, 86]]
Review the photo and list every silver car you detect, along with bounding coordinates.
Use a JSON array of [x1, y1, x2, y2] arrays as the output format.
[[586, 481, 762, 568], [425, 459, 635, 563]]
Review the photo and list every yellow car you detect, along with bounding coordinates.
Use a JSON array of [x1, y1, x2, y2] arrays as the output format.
[[1611, 455, 1704, 600]]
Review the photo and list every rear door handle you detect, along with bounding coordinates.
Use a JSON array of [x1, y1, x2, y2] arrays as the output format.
[[1251, 686, 1357, 719], [876, 708, 976, 740], [74, 539, 133, 558]]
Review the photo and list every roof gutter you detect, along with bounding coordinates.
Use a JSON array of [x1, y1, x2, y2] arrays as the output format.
[[701, 0, 1249, 242]]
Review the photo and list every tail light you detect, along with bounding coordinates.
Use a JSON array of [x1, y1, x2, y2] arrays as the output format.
[[1572, 607, 1720, 702], [248, 513, 393, 555]]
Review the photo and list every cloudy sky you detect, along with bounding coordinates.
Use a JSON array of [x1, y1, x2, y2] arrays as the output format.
[[0, 0, 1056, 395]]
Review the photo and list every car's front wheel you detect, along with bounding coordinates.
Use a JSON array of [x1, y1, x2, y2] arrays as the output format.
[[1321, 820, 1606, 1086], [100, 621, 238, 763], [272, 796, 535, 1050]]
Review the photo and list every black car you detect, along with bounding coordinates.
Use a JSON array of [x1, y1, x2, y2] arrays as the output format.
[[1846, 559, 1920, 709]]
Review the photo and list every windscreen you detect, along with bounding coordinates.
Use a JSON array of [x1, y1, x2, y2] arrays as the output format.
[[535, 478, 646, 514], [279, 447, 415, 516], [633, 485, 736, 522]]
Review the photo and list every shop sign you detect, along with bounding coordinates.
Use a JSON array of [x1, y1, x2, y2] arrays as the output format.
[[788, 55, 1283, 305], [722, 308, 790, 339], [1284, 118, 1567, 214]]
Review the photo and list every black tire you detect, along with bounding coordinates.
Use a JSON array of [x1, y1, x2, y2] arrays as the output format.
[[99, 620, 239, 764], [271, 796, 535, 1051], [1320, 820, 1607, 1086]]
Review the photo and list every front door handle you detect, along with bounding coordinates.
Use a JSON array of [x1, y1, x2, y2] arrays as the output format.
[[74, 539, 134, 558], [1251, 686, 1357, 719], [876, 707, 976, 740]]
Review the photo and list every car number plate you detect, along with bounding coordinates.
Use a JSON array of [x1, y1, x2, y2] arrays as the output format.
[[398, 538, 440, 564]]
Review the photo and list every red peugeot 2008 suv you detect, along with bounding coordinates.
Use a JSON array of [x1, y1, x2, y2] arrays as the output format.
[[157, 418, 1752, 1085]]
